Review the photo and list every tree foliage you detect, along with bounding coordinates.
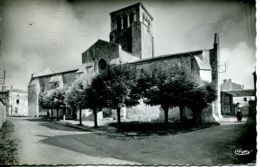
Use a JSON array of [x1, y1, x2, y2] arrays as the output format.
[[137, 63, 216, 123], [187, 82, 217, 122], [91, 64, 140, 130], [39, 91, 53, 109], [39, 87, 66, 120], [91, 64, 140, 109], [64, 73, 100, 126]]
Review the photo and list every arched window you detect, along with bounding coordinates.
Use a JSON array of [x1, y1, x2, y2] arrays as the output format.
[[116, 17, 121, 30], [123, 15, 128, 29], [98, 59, 107, 72], [129, 12, 134, 24]]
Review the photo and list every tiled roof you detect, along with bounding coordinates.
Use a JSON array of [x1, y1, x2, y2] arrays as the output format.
[[220, 79, 244, 91], [222, 89, 255, 97]]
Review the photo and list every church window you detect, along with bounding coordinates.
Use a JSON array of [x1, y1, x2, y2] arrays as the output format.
[[147, 20, 151, 32], [123, 15, 128, 29], [98, 59, 107, 72], [116, 17, 121, 30], [129, 12, 134, 24]]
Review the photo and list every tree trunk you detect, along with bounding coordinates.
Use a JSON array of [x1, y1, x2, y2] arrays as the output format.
[[116, 107, 121, 131], [51, 109, 53, 121], [193, 110, 202, 124], [180, 106, 185, 122], [73, 107, 77, 120], [93, 108, 98, 128], [56, 108, 60, 121], [198, 110, 202, 124], [192, 111, 196, 123], [63, 107, 66, 121], [162, 106, 169, 125], [47, 110, 49, 118], [79, 109, 82, 125]]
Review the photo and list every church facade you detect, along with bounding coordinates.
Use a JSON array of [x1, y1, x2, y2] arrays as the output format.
[[28, 3, 221, 122]]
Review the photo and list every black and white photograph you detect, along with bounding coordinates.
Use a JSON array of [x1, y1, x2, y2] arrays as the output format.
[[0, 0, 257, 166]]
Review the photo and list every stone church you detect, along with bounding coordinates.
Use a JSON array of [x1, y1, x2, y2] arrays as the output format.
[[28, 3, 221, 122]]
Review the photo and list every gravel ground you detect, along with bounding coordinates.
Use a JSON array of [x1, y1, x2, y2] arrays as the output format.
[[0, 120, 18, 165]]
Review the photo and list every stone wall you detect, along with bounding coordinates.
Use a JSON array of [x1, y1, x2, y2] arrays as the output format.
[[82, 40, 119, 72], [28, 79, 40, 117], [0, 100, 6, 129], [28, 70, 77, 117], [129, 53, 198, 78]]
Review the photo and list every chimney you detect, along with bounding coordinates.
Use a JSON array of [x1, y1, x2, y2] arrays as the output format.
[[228, 79, 232, 82], [223, 79, 227, 83], [214, 33, 219, 46]]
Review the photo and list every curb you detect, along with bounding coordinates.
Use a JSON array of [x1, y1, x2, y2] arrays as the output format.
[[53, 121, 126, 137]]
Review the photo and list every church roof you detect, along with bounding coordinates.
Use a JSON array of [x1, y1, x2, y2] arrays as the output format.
[[128, 50, 203, 65], [83, 39, 118, 54], [31, 69, 78, 79], [32, 68, 54, 78], [110, 50, 140, 65], [76, 63, 94, 74]]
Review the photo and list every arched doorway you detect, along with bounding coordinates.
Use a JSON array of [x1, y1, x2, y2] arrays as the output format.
[[98, 59, 107, 72]]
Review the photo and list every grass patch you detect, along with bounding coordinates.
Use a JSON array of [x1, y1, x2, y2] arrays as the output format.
[[108, 120, 219, 136], [0, 121, 18, 165]]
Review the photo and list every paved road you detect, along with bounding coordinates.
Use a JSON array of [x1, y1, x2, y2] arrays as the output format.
[[9, 117, 138, 165], [9, 116, 256, 165]]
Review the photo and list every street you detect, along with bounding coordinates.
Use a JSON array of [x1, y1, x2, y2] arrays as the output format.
[[9, 117, 138, 165], [8, 117, 256, 165]]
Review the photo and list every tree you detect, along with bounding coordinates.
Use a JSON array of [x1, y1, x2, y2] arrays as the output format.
[[65, 73, 99, 126], [39, 90, 55, 120], [137, 63, 200, 124], [91, 64, 140, 131], [64, 85, 77, 120], [65, 77, 86, 125], [83, 87, 100, 128], [187, 83, 217, 123], [51, 87, 66, 121]]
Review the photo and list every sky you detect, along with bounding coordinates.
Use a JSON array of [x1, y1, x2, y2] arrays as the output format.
[[0, 0, 256, 90]]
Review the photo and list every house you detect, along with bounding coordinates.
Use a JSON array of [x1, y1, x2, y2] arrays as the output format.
[[220, 79, 255, 116]]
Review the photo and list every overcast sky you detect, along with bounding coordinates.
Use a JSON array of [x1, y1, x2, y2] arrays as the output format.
[[0, 0, 256, 90]]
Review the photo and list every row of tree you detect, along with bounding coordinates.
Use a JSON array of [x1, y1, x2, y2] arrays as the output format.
[[39, 63, 217, 130]]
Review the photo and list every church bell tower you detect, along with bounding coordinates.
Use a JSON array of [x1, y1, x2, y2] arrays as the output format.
[[109, 3, 154, 59]]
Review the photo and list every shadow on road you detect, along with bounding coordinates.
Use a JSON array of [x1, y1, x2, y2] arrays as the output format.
[[24, 118, 49, 122], [231, 116, 256, 164], [39, 133, 114, 160], [38, 122, 82, 132]]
